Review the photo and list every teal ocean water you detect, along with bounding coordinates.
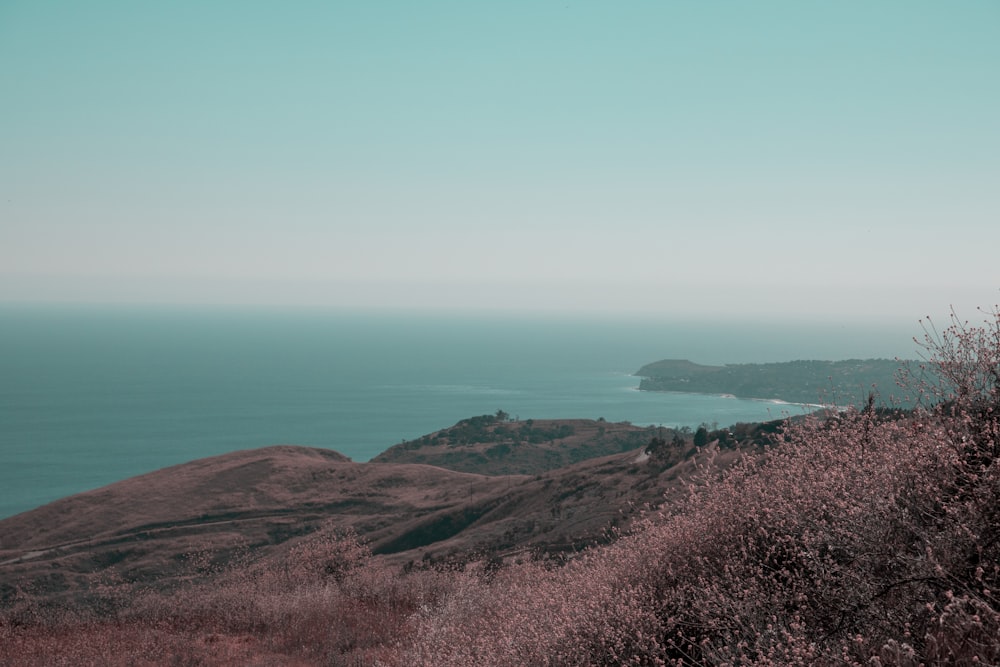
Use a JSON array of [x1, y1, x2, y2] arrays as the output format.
[[0, 305, 917, 519]]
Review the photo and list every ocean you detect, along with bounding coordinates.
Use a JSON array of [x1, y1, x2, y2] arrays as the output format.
[[0, 305, 919, 519]]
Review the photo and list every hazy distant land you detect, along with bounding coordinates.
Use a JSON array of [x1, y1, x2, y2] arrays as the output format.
[[635, 358, 908, 406]]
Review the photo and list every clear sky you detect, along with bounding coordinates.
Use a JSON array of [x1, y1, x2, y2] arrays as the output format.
[[1, 2, 998, 323]]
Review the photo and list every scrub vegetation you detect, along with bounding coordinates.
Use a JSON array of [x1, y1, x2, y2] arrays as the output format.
[[2, 309, 999, 665], [373, 415, 661, 475]]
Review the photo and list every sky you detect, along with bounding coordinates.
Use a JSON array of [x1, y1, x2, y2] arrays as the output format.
[[1, 2, 998, 323]]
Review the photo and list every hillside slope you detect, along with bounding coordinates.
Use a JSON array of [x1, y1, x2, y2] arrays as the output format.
[[0, 446, 520, 602], [0, 428, 753, 606]]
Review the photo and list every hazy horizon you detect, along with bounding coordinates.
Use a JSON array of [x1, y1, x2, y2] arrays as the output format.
[[2, 3, 998, 323]]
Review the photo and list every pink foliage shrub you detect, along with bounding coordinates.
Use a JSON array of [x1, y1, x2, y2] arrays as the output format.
[[1, 528, 450, 666], [130, 526, 455, 665]]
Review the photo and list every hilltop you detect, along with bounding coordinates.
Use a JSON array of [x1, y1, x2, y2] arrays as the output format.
[[372, 414, 666, 475]]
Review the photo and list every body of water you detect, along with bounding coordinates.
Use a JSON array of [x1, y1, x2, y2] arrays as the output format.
[[0, 305, 917, 519]]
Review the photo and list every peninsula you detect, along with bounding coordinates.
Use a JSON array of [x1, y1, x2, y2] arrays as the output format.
[[635, 358, 908, 406]]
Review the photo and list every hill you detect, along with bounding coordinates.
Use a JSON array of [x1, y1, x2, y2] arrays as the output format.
[[0, 422, 772, 608], [371, 414, 666, 474], [0, 445, 512, 602]]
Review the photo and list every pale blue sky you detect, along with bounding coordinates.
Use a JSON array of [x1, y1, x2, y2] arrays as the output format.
[[2, 2, 998, 322]]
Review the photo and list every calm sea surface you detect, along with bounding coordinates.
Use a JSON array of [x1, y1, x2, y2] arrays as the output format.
[[0, 305, 917, 519]]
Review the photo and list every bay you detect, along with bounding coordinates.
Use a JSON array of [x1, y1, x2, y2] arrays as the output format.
[[0, 304, 916, 519]]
